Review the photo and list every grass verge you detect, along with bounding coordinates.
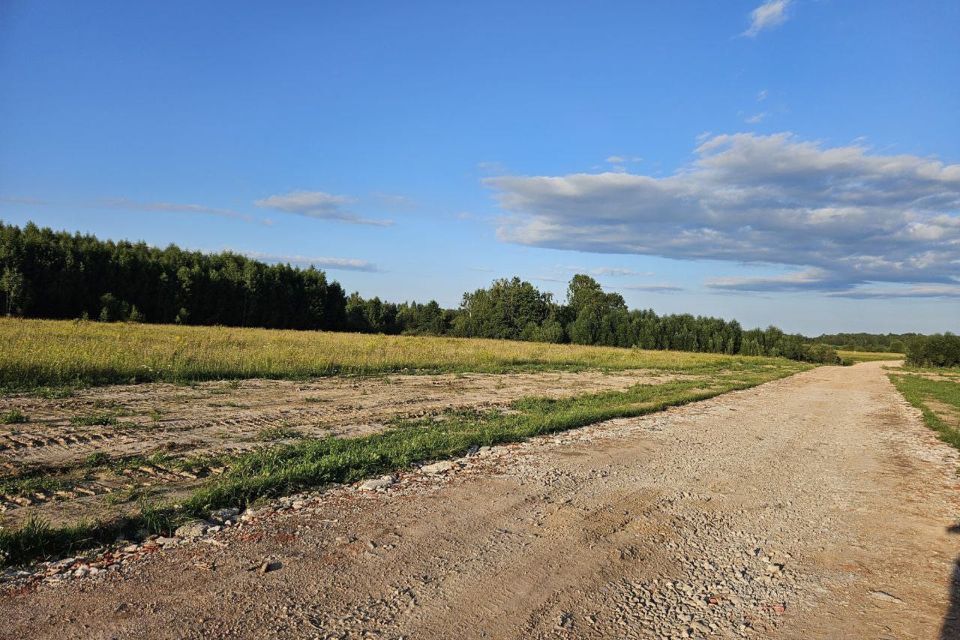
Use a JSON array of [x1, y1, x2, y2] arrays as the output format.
[[0, 360, 808, 566], [889, 372, 960, 450]]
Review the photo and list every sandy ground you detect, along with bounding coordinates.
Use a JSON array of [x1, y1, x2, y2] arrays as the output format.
[[1, 361, 958, 639]]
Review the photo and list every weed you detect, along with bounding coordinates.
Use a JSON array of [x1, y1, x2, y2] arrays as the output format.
[[1, 409, 27, 424], [256, 425, 303, 442], [84, 452, 109, 467], [70, 413, 118, 426]]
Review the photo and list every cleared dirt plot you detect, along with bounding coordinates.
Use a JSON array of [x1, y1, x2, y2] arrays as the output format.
[[0, 318, 806, 565], [0, 369, 691, 528]]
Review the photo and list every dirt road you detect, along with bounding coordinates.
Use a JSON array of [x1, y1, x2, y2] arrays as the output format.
[[2, 362, 958, 639]]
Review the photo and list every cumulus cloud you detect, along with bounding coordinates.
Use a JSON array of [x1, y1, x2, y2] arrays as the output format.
[[241, 250, 379, 272], [255, 191, 393, 226], [743, 0, 791, 37], [487, 132, 960, 298]]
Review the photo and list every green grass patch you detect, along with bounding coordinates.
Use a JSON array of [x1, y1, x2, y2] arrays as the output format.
[[0, 359, 807, 566], [255, 425, 304, 442], [1, 409, 27, 424], [889, 372, 960, 450], [70, 413, 118, 426]]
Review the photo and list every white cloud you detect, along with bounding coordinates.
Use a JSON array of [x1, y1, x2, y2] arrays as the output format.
[[0, 195, 51, 206], [829, 284, 960, 299], [745, 112, 767, 124], [706, 268, 843, 292], [743, 0, 791, 37], [590, 267, 652, 277], [486, 132, 960, 298], [99, 197, 266, 225], [757, 89, 768, 102], [241, 250, 379, 272], [606, 155, 643, 173], [620, 283, 684, 292], [255, 190, 393, 226]]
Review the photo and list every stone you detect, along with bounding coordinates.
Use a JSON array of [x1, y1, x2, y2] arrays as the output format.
[[869, 590, 904, 604], [359, 475, 396, 491], [175, 520, 209, 539], [154, 536, 179, 546], [259, 560, 282, 574], [209, 507, 240, 523], [421, 461, 455, 474]]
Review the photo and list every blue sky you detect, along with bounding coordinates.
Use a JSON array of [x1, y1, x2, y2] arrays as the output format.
[[1, 0, 958, 335]]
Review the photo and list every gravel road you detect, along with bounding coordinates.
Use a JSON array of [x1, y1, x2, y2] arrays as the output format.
[[1, 361, 957, 639]]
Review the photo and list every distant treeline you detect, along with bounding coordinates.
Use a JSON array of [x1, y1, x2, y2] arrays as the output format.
[[0, 221, 880, 366], [811, 332, 916, 353], [906, 334, 960, 368]]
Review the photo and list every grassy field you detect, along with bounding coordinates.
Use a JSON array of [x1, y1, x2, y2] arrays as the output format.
[[1, 317, 792, 390], [0, 318, 812, 564], [838, 350, 904, 365], [889, 369, 960, 450]]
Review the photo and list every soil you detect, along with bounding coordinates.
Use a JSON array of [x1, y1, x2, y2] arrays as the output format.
[[1, 362, 958, 639], [0, 369, 683, 527]]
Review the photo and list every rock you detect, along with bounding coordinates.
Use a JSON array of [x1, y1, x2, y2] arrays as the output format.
[[209, 507, 240, 523], [359, 475, 396, 491], [291, 500, 307, 510], [259, 560, 282, 574], [421, 461, 455, 475], [154, 536, 179, 546], [175, 520, 209, 539], [869, 590, 904, 604]]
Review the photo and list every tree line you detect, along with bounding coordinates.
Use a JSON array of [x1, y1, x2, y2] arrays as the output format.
[[906, 334, 960, 368], [0, 221, 859, 364], [812, 332, 916, 354]]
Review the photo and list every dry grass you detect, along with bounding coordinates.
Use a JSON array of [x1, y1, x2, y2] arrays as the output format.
[[0, 317, 790, 390]]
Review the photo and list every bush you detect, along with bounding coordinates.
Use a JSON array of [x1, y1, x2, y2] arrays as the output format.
[[801, 343, 842, 365], [906, 334, 960, 368]]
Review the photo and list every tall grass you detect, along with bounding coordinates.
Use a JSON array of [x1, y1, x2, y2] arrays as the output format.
[[0, 317, 790, 390]]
